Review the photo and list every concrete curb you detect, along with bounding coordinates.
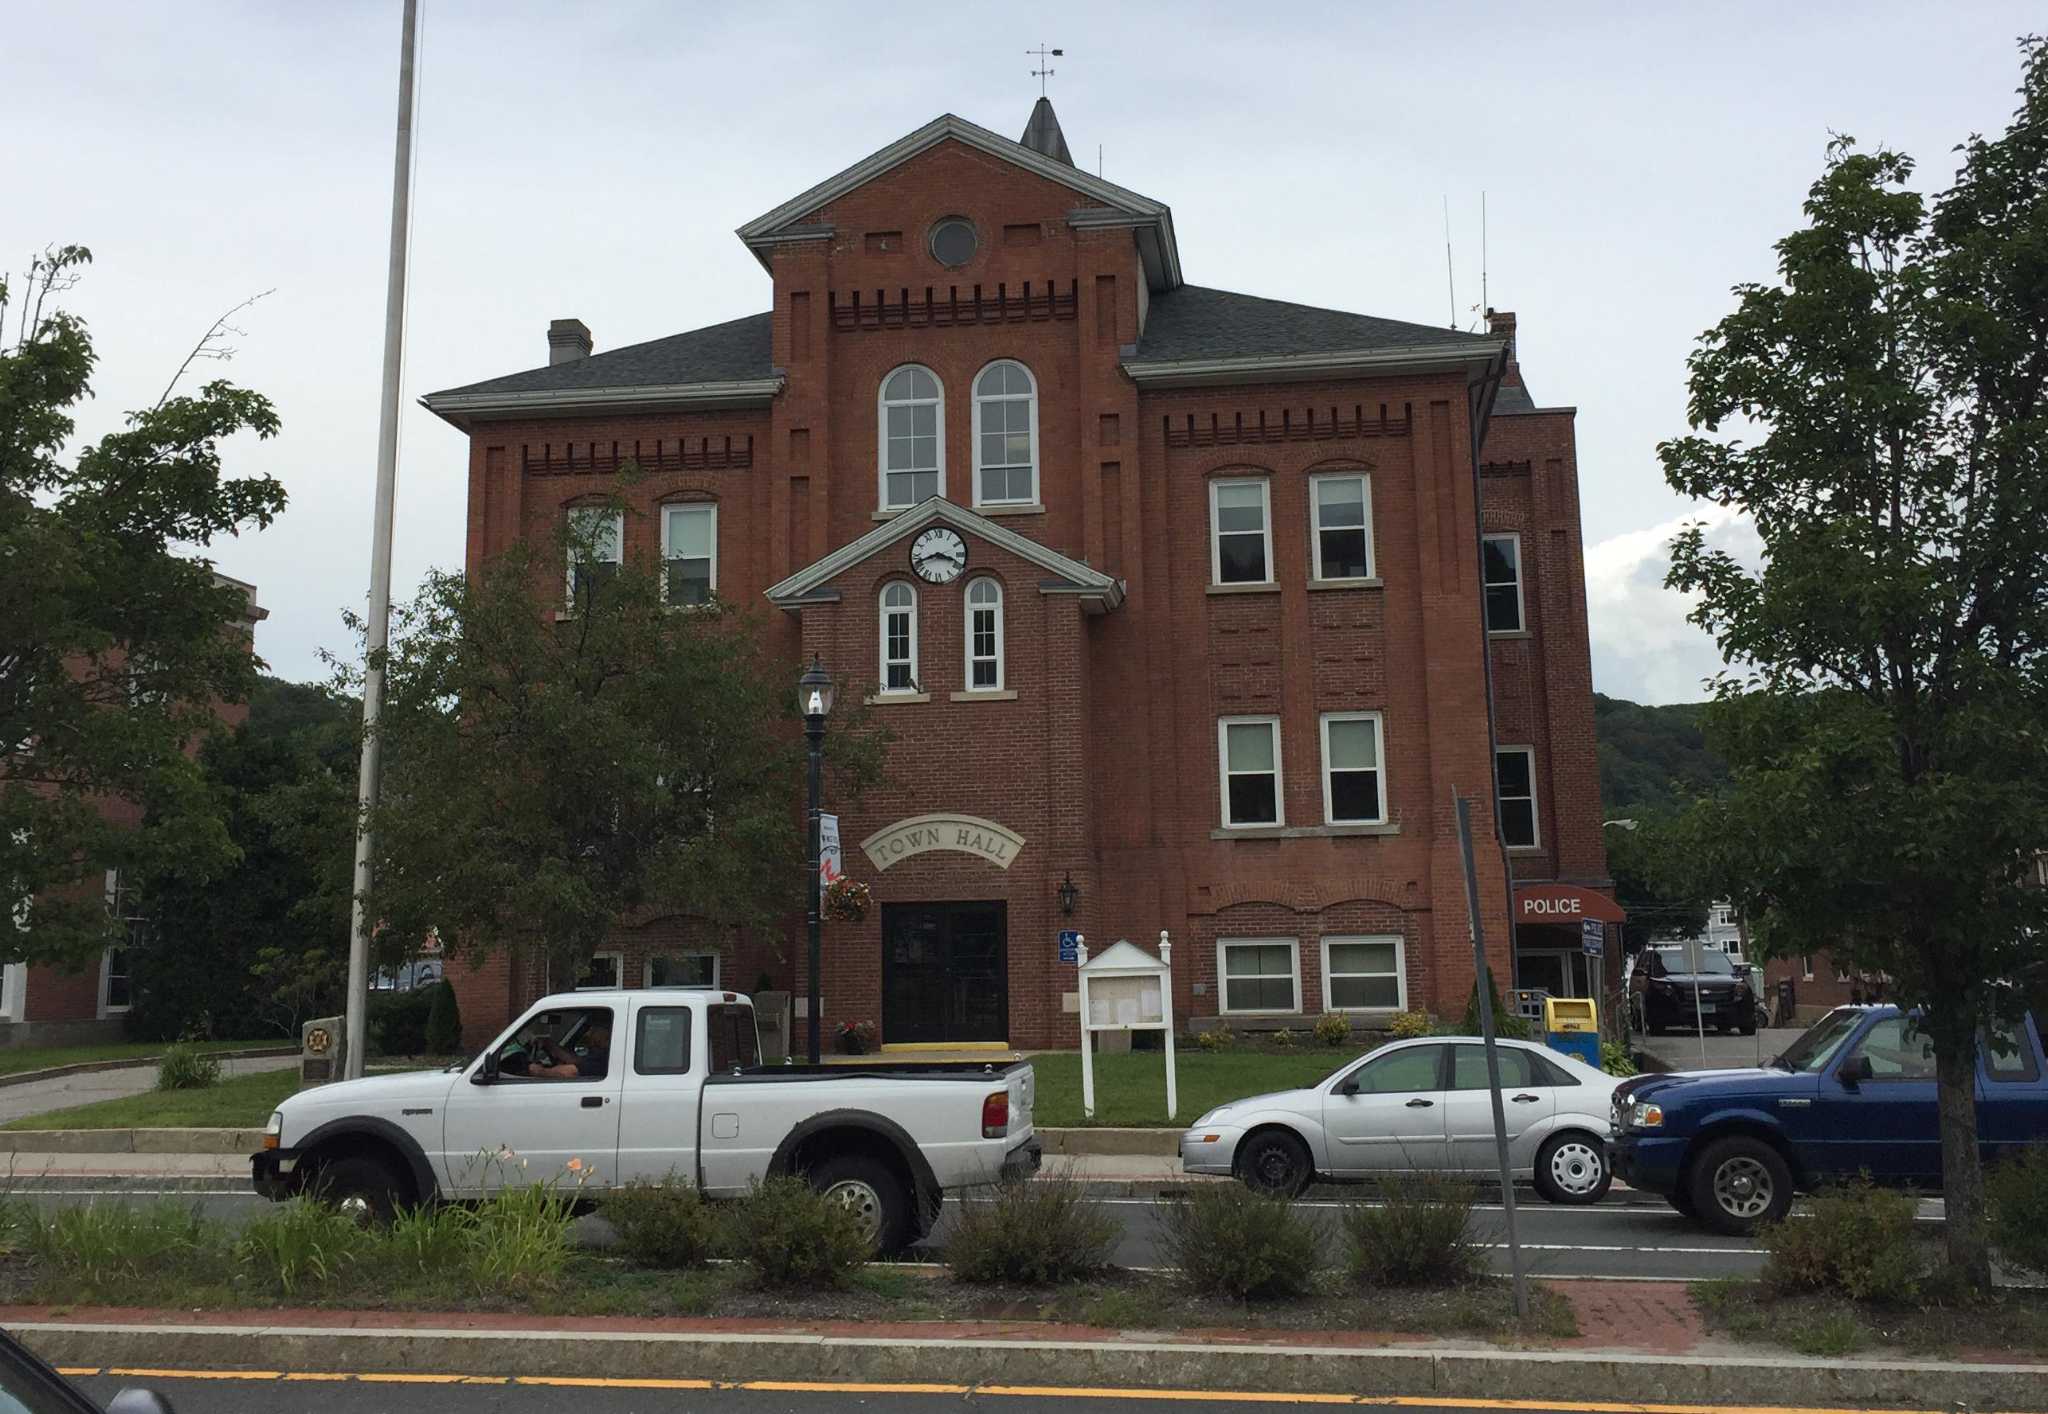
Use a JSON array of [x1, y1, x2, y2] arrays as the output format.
[[0, 1049, 295, 1091], [1041, 1126, 1178, 1156], [8, 1319, 2043, 1409], [0, 1130, 264, 1155]]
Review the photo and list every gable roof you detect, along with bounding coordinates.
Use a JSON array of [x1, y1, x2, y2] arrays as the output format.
[[764, 498, 1124, 614], [736, 112, 1181, 291]]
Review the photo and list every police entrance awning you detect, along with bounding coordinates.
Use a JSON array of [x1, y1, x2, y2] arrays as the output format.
[[1514, 884, 1626, 927]]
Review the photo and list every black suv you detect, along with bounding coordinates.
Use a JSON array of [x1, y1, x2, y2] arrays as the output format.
[[1627, 945, 1758, 1036]]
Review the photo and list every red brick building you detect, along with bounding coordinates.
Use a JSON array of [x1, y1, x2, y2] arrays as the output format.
[[424, 103, 1616, 1050]]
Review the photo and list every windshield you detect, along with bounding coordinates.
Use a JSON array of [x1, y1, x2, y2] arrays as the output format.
[[1774, 1008, 1864, 1073], [1658, 948, 1734, 975]]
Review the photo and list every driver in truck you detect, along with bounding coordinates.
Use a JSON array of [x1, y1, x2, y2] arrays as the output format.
[[532, 1022, 611, 1079]]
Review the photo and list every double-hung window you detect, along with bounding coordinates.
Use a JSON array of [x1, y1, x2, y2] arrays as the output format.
[[661, 503, 716, 605], [1310, 473, 1373, 581], [1218, 716, 1282, 828], [965, 578, 1004, 690], [1321, 936, 1406, 1011], [1495, 746, 1539, 848], [566, 508, 623, 609], [879, 366, 943, 509], [1320, 711, 1386, 824], [1218, 938, 1300, 1014], [1483, 533, 1524, 632], [647, 953, 718, 988], [575, 951, 624, 989], [880, 582, 919, 693], [972, 361, 1037, 506], [1210, 478, 1272, 585]]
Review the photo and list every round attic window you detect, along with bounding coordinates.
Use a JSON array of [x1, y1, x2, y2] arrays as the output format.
[[929, 218, 978, 267]]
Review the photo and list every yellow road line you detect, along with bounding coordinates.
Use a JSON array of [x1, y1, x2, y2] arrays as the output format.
[[105, 1368, 283, 1381], [513, 1376, 717, 1390], [52, 1369, 98, 1378]]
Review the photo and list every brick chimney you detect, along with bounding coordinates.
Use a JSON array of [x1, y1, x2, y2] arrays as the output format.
[[548, 318, 593, 365], [1486, 308, 1522, 389]]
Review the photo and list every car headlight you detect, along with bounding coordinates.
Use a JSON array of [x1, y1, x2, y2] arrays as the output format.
[[263, 1109, 284, 1150], [1630, 1101, 1664, 1129]]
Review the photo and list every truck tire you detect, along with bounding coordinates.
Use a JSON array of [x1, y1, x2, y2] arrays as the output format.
[[1687, 1136, 1793, 1234], [808, 1154, 914, 1255], [1533, 1131, 1612, 1205], [1235, 1129, 1312, 1198], [1666, 1187, 1698, 1217], [310, 1153, 404, 1224]]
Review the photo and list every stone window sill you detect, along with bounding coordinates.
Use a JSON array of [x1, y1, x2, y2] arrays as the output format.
[[975, 503, 1045, 517], [948, 689, 1019, 702], [1206, 582, 1280, 596], [1210, 823, 1401, 841], [1506, 843, 1546, 854], [1308, 577, 1383, 592], [865, 691, 931, 706], [1488, 628, 1532, 640]]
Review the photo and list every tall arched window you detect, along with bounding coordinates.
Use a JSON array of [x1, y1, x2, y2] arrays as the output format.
[[878, 366, 943, 510], [879, 581, 919, 692], [972, 360, 1037, 506], [965, 577, 1004, 691]]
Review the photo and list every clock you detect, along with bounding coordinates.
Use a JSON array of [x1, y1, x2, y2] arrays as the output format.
[[910, 527, 967, 584]]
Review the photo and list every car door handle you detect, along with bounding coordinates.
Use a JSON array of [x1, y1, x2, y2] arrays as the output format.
[[580, 1096, 606, 1109], [1511, 1094, 1540, 1104], [1405, 1098, 1434, 1108]]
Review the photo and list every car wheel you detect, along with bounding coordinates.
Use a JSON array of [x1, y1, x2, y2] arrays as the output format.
[[808, 1154, 913, 1255], [1533, 1132, 1612, 1205], [1687, 1136, 1793, 1235], [1666, 1187, 1698, 1217], [1235, 1129, 1312, 1198], [310, 1153, 405, 1224]]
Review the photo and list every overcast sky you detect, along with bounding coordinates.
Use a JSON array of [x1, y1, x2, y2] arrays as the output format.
[[6, 2, 2034, 703]]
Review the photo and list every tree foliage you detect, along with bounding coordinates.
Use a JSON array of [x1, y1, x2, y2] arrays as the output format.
[[1659, 40, 2048, 1285], [1604, 814, 1710, 954], [1594, 693, 1727, 817], [1, 246, 286, 964]]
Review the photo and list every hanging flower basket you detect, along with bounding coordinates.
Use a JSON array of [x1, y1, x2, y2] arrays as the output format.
[[837, 1018, 878, 1055], [823, 877, 871, 922]]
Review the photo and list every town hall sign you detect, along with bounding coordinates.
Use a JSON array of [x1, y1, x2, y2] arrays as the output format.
[[861, 814, 1025, 872]]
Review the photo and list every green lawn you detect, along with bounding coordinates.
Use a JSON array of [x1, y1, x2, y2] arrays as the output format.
[[1, 1067, 301, 1130], [1029, 1049, 1346, 1127], [0, 1037, 283, 1079]]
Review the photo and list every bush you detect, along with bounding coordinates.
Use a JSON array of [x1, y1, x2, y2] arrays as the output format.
[[1601, 1039, 1639, 1077], [1341, 1176, 1487, 1286], [1155, 1184, 1322, 1300], [601, 1176, 719, 1269], [1761, 1178, 1924, 1304], [237, 1198, 362, 1296], [1271, 1028, 1297, 1049], [1194, 1027, 1234, 1051], [155, 1039, 222, 1091], [1461, 969, 1532, 1040], [1312, 1013, 1351, 1047], [1987, 1146, 2048, 1278], [1389, 1010, 1434, 1040], [369, 987, 436, 1056], [945, 1170, 1119, 1284], [424, 981, 463, 1055], [724, 1176, 871, 1288]]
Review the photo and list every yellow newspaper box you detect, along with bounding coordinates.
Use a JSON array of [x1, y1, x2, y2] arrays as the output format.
[[1544, 997, 1598, 1033]]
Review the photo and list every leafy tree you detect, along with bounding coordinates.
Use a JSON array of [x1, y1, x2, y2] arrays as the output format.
[[1659, 41, 2048, 1286], [1, 246, 285, 964], [346, 513, 890, 976], [1593, 694, 1728, 817], [1604, 816, 1710, 956]]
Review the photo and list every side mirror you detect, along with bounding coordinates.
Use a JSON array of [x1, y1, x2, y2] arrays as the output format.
[[108, 1388, 178, 1414], [474, 1051, 500, 1085], [1336, 1078, 1358, 1097], [1840, 1054, 1873, 1087]]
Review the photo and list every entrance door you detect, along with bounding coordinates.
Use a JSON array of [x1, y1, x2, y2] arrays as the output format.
[[882, 902, 1008, 1043]]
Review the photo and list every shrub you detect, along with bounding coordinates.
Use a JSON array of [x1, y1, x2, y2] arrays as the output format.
[[1341, 1176, 1487, 1286], [724, 1176, 871, 1288], [1155, 1183, 1321, 1300], [1312, 1013, 1351, 1047], [1987, 1146, 2048, 1278], [1761, 1178, 1923, 1304], [155, 1039, 222, 1091], [369, 986, 436, 1056], [237, 1198, 362, 1296], [1461, 969, 1531, 1040], [1271, 1028, 1297, 1049], [601, 1176, 719, 1269], [1601, 1039, 1639, 1077], [424, 981, 463, 1055], [1389, 1010, 1434, 1040], [1194, 1026, 1234, 1051], [464, 1181, 578, 1297], [945, 1170, 1118, 1284]]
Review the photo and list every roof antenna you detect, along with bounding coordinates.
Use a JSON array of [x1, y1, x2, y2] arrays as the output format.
[[1028, 44, 1063, 97], [1098, 143, 1103, 178], [1442, 195, 1457, 330], [1479, 192, 1488, 332]]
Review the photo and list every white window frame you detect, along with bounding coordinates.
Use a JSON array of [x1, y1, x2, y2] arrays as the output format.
[[964, 577, 1005, 690], [1483, 532, 1525, 633], [0, 962, 24, 1024], [1319, 710, 1387, 825], [1217, 715, 1284, 829], [1801, 956, 1815, 982], [659, 502, 717, 606], [1496, 745, 1540, 850], [970, 359, 1039, 507], [879, 581, 920, 694], [1209, 477, 1274, 587], [576, 951, 626, 990], [565, 507, 624, 607], [1216, 937, 1301, 1016], [1309, 472, 1375, 582], [645, 952, 720, 989], [877, 364, 945, 511], [99, 867, 133, 1017], [1320, 935, 1407, 1013]]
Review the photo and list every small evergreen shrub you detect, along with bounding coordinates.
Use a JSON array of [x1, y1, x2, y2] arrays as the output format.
[[724, 1176, 871, 1288], [1461, 969, 1532, 1040], [1194, 1026, 1235, 1051], [1761, 1178, 1924, 1304], [1156, 1184, 1322, 1300], [945, 1170, 1118, 1284], [1389, 1010, 1435, 1040], [155, 1039, 222, 1091], [1341, 1176, 1487, 1286], [368, 987, 435, 1056], [1312, 1012, 1351, 1047], [601, 1176, 719, 1269], [1987, 1146, 2048, 1278], [424, 981, 463, 1055]]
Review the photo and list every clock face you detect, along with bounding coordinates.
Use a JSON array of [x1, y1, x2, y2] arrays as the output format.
[[910, 527, 967, 584]]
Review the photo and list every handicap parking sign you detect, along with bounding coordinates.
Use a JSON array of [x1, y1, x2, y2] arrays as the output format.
[[1058, 929, 1081, 964]]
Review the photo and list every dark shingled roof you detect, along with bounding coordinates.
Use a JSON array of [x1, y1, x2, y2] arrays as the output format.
[[1492, 381, 1537, 414], [427, 311, 773, 399], [1133, 284, 1497, 364]]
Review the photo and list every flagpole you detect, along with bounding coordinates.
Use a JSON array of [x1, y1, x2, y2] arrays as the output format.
[[345, 0, 421, 1080]]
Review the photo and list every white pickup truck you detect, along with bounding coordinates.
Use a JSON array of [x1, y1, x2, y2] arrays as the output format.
[[251, 988, 1039, 1251]]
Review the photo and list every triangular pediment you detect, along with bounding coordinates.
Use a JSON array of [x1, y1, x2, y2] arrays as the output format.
[[1079, 939, 1165, 973], [763, 499, 1123, 613]]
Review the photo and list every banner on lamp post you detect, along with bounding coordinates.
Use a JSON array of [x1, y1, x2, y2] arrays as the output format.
[[819, 814, 842, 887]]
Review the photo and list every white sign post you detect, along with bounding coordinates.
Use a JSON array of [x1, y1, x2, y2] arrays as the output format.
[[819, 814, 841, 887], [1077, 931, 1177, 1122]]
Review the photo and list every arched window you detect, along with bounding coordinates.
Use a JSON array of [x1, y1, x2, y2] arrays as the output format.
[[879, 581, 919, 693], [965, 577, 1004, 691], [972, 360, 1037, 506], [878, 366, 943, 510]]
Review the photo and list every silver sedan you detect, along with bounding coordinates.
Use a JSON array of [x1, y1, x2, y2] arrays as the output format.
[[1178, 1035, 1621, 1202]]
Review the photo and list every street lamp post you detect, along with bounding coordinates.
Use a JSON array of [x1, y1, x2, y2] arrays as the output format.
[[799, 656, 835, 1064]]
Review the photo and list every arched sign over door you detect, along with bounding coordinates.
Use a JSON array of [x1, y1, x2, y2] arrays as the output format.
[[860, 814, 1025, 872]]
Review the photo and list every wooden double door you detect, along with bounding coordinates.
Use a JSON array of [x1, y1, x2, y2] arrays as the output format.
[[881, 902, 1007, 1043]]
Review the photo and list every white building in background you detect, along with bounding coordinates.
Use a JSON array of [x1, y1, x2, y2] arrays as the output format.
[[1651, 900, 1748, 963]]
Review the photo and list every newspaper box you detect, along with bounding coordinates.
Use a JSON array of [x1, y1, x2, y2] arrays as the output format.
[[1542, 997, 1600, 1068]]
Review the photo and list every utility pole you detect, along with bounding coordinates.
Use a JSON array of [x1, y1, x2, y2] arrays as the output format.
[[345, 0, 421, 1080]]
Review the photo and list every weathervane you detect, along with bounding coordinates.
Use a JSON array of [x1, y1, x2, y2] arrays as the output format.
[[1028, 44, 1063, 96]]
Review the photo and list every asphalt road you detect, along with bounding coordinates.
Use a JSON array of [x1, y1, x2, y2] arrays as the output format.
[[1636, 1025, 1805, 1073]]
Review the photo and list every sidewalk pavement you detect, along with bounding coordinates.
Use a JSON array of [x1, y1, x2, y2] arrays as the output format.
[[0, 1055, 297, 1126]]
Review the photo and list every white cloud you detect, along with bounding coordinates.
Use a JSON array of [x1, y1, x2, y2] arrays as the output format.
[[1584, 505, 1760, 705]]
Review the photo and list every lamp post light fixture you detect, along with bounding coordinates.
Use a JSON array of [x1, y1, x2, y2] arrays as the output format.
[[799, 656, 835, 1064], [1057, 871, 1079, 917]]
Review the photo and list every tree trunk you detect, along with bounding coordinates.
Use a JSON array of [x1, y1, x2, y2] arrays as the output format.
[[1935, 1034, 1992, 1288]]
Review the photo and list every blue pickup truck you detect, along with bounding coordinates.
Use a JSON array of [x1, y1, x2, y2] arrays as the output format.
[[1609, 1004, 2047, 1233]]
